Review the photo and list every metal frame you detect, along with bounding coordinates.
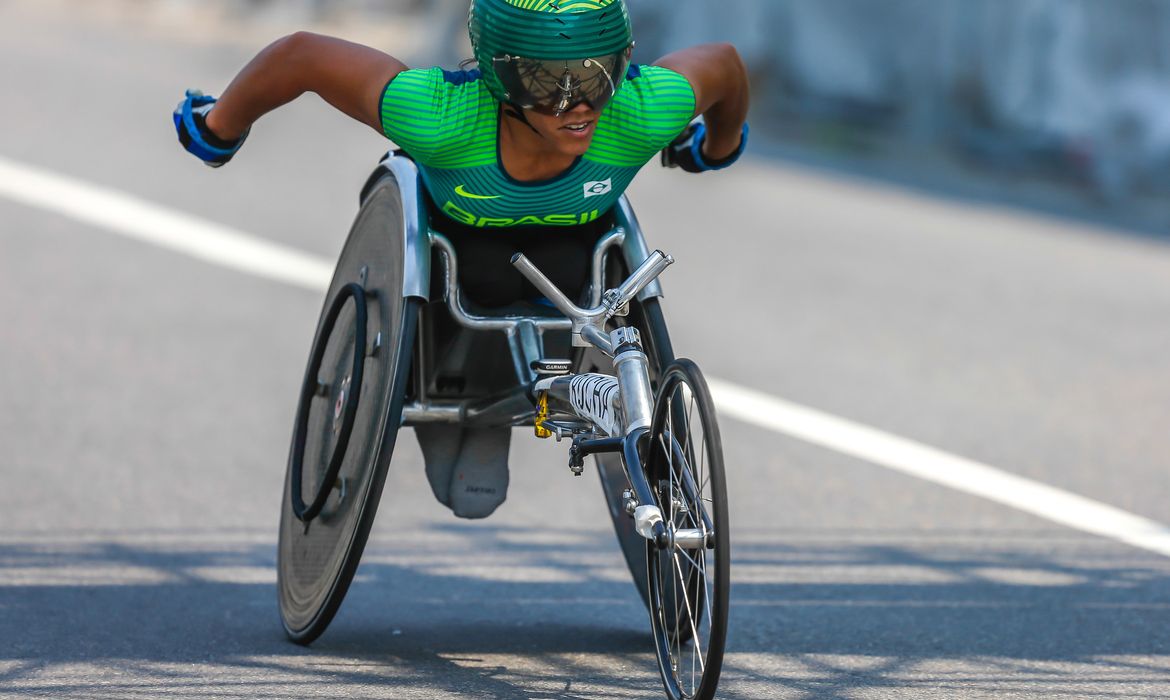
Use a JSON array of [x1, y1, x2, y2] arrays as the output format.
[[382, 149, 662, 427], [380, 152, 432, 302], [381, 150, 711, 551]]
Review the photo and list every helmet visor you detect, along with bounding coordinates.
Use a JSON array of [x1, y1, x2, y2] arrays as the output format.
[[494, 51, 630, 116]]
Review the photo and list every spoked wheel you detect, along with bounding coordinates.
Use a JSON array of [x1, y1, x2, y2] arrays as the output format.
[[645, 359, 729, 700], [277, 172, 419, 645]]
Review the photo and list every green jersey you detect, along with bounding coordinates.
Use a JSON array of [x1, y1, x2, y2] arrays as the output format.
[[380, 64, 696, 229]]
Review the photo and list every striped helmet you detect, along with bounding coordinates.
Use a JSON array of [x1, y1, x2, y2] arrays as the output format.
[[468, 0, 634, 115]]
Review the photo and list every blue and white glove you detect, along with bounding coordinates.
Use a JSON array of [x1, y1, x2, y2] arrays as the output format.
[[173, 89, 248, 167], [661, 118, 749, 173]]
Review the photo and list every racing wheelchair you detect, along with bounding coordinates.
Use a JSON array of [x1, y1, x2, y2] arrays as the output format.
[[276, 151, 729, 700]]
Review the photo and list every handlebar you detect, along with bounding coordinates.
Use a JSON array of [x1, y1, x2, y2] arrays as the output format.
[[607, 250, 674, 314], [510, 249, 675, 354], [510, 252, 584, 319], [511, 249, 673, 321]]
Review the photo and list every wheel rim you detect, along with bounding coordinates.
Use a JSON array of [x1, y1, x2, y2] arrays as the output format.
[[646, 363, 727, 700]]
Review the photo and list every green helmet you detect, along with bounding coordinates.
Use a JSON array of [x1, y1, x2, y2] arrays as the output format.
[[468, 0, 634, 115]]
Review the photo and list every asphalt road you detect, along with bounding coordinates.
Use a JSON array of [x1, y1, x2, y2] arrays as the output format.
[[2, 6, 1169, 699]]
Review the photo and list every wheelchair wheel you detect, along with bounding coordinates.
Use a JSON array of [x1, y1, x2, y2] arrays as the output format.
[[277, 171, 419, 645], [645, 359, 729, 700]]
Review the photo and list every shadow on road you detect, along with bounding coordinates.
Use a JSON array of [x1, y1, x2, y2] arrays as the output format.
[[1, 526, 1168, 698]]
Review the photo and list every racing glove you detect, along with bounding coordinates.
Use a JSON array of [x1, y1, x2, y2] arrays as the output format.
[[173, 89, 248, 167], [661, 118, 749, 173]]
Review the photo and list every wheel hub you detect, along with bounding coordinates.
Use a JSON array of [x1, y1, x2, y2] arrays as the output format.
[[333, 375, 352, 433]]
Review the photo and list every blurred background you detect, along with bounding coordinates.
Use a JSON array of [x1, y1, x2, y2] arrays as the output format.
[[58, 0, 1170, 233]]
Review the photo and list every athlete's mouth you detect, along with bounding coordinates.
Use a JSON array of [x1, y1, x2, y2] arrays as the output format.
[[561, 120, 594, 133]]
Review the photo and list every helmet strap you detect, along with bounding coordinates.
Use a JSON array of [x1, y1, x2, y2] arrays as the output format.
[[503, 105, 544, 138]]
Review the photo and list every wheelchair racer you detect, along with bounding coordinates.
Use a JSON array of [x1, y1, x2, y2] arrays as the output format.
[[175, 0, 750, 307]]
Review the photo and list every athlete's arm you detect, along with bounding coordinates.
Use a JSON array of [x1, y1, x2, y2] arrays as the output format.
[[654, 43, 750, 161], [203, 32, 407, 140]]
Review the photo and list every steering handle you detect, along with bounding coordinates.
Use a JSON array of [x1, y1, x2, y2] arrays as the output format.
[[511, 249, 673, 355], [607, 250, 674, 315], [510, 252, 587, 319], [510, 249, 673, 323]]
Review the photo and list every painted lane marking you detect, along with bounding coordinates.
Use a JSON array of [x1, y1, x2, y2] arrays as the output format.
[[707, 379, 1170, 559], [0, 156, 332, 291], [3, 153, 1168, 560]]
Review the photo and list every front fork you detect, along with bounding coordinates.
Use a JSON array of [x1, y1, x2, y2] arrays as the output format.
[[610, 327, 670, 549], [623, 428, 671, 550], [611, 329, 713, 552]]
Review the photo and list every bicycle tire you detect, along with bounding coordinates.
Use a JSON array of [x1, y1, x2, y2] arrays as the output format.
[[277, 173, 419, 644], [645, 359, 729, 700]]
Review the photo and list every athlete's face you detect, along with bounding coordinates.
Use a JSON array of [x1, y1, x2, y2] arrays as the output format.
[[524, 103, 600, 156]]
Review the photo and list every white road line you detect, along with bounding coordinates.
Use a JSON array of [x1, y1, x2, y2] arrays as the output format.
[[0, 156, 332, 291], [4, 154, 1169, 560], [707, 380, 1170, 558]]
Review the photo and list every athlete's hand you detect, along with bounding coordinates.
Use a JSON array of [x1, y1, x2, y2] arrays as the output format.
[[660, 118, 749, 173], [173, 90, 249, 168]]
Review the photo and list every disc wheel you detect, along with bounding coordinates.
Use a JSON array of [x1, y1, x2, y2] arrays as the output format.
[[645, 359, 729, 700], [277, 172, 418, 645]]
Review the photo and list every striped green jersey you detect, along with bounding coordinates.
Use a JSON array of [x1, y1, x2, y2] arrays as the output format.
[[380, 65, 696, 229]]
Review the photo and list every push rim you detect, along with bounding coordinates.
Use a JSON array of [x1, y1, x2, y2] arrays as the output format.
[[288, 283, 368, 523]]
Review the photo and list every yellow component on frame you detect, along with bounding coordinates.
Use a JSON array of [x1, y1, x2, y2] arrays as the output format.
[[534, 391, 552, 439]]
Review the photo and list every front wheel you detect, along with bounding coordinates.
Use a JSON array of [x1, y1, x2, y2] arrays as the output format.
[[645, 359, 729, 700]]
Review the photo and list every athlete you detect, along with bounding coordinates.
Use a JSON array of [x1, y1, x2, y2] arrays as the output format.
[[174, 0, 750, 306]]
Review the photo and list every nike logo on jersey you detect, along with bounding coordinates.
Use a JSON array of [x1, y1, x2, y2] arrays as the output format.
[[454, 184, 501, 200]]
